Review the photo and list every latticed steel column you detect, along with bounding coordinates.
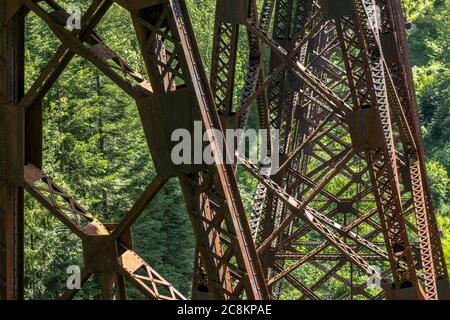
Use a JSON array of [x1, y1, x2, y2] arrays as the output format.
[[240, 0, 449, 299], [126, 0, 269, 300]]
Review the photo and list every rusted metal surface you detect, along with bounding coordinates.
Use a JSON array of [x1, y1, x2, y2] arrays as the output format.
[[0, 0, 25, 300], [0, 0, 448, 300], [242, 0, 449, 300], [24, 164, 185, 300]]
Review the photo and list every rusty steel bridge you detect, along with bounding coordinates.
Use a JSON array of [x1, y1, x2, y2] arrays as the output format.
[[1, 0, 449, 300]]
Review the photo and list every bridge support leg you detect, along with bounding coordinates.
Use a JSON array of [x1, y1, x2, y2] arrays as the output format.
[[437, 279, 450, 300], [0, 1, 25, 300]]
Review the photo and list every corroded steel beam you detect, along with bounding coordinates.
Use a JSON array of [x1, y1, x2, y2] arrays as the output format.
[[245, 0, 448, 300], [0, 0, 448, 301]]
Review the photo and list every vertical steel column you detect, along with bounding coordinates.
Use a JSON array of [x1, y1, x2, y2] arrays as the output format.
[[0, 0, 25, 300]]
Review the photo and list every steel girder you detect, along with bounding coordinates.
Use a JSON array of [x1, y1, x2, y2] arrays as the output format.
[[0, 0, 25, 300], [0, 0, 449, 300], [127, 0, 268, 299], [242, 0, 450, 300], [1, 0, 269, 300]]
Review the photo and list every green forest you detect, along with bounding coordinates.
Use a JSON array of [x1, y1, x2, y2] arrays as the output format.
[[23, 0, 450, 299]]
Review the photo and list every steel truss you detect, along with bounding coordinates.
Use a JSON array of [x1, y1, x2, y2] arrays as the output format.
[[0, 0, 449, 300]]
